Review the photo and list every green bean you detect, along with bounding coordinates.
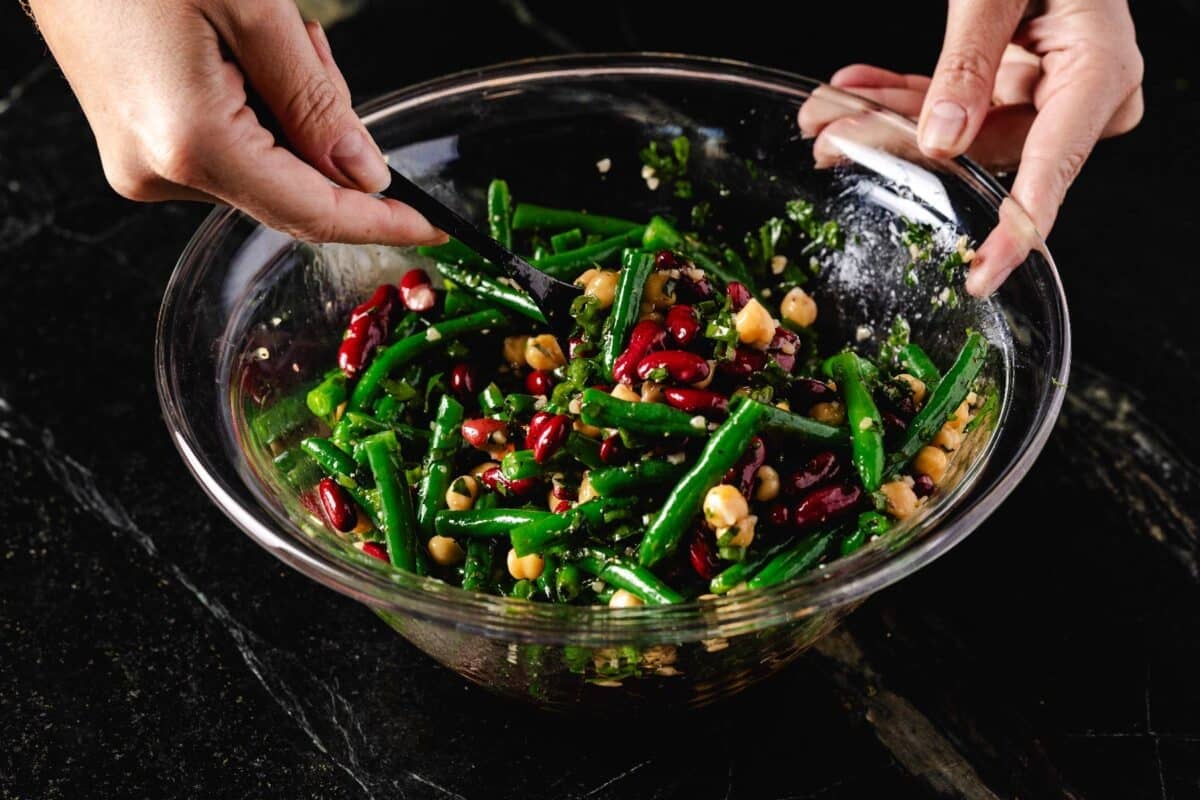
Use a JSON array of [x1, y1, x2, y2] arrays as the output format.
[[535, 553, 559, 600], [435, 508, 554, 538], [443, 288, 491, 318], [589, 459, 686, 497], [964, 389, 997, 434], [301, 437, 357, 481], [434, 261, 545, 324], [823, 352, 885, 491], [478, 383, 505, 416], [755, 404, 848, 446], [899, 343, 941, 389], [417, 238, 491, 272], [510, 512, 574, 557], [841, 511, 890, 556], [486, 179, 513, 249], [349, 309, 507, 411], [462, 540, 495, 592], [550, 228, 583, 253], [642, 216, 754, 288], [362, 433, 418, 572], [306, 371, 347, 418], [554, 563, 583, 602], [531, 227, 648, 281], [638, 398, 767, 567], [416, 395, 465, 539], [563, 433, 604, 470], [888, 332, 988, 473], [599, 249, 656, 381], [504, 393, 542, 419], [251, 386, 315, 445], [709, 538, 795, 594], [501, 449, 543, 481], [511, 203, 641, 237], [579, 388, 710, 439], [745, 531, 834, 590], [574, 546, 683, 605]]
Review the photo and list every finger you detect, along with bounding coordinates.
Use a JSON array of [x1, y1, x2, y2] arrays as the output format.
[[965, 103, 1035, 172], [207, 105, 445, 245], [992, 47, 1042, 105], [216, 0, 390, 193], [304, 20, 352, 106], [830, 64, 931, 91], [829, 85, 926, 119], [797, 84, 873, 140], [918, 0, 1027, 158]]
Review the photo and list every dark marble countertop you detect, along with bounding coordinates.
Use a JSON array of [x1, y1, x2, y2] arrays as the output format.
[[3, 2, 1199, 798]]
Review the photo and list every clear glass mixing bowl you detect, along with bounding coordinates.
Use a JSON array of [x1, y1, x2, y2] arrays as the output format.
[[156, 54, 1069, 711]]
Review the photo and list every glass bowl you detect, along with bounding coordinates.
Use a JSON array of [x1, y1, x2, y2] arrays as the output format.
[[156, 54, 1069, 711]]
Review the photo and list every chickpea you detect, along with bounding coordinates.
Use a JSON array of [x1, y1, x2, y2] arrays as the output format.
[[609, 589, 644, 608], [506, 548, 546, 580], [637, 305, 664, 323], [573, 419, 603, 439], [584, 270, 619, 310], [913, 446, 949, 483], [578, 471, 598, 504], [775, 400, 791, 412], [427, 535, 465, 567], [880, 480, 919, 519], [525, 334, 566, 371], [753, 465, 780, 502], [351, 507, 373, 536], [470, 461, 500, 477], [722, 515, 757, 548], [503, 335, 529, 366], [642, 272, 675, 309], [640, 381, 665, 403], [945, 400, 972, 431], [611, 383, 640, 403], [574, 267, 601, 288], [810, 400, 846, 426], [934, 424, 963, 451], [734, 298, 776, 350], [444, 475, 480, 511], [703, 484, 750, 530], [896, 373, 927, 406], [780, 287, 817, 328]]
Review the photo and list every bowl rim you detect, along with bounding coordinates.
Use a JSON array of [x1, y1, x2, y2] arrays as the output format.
[[156, 52, 1071, 645]]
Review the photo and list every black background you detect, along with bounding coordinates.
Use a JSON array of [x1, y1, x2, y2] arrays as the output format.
[[2, 2, 1199, 798]]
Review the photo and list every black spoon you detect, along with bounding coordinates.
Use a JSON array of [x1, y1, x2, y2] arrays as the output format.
[[379, 167, 582, 339]]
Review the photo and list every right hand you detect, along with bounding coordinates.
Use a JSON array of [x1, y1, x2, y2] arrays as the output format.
[[27, 0, 447, 245]]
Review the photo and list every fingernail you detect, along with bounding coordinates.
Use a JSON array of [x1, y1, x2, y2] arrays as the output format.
[[331, 130, 391, 193], [920, 100, 967, 155]]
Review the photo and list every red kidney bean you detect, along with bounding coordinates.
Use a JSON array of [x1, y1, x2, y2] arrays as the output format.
[[554, 500, 573, 513], [665, 304, 700, 346], [612, 320, 667, 384], [318, 477, 356, 533], [450, 363, 478, 397], [551, 482, 577, 500], [525, 370, 554, 396], [912, 474, 936, 498], [790, 484, 863, 530], [792, 376, 836, 407], [726, 281, 752, 311], [527, 411, 554, 441], [882, 410, 908, 443], [461, 418, 508, 450], [724, 436, 766, 498], [635, 350, 711, 384], [675, 267, 713, 302], [599, 434, 627, 465], [663, 387, 728, 417], [654, 249, 681, 270], [688, 528, 722, 580], [718, 346, 768, 379], [480, 466, 539, 498], [399, 269, 436, 312], [767, 502, 791, 528], [530, 414, 571, 463], [361, 541, 389, 563], [337, 284, 400, 379], [768, 326, 799, 373], [784, 451, 842, 496]]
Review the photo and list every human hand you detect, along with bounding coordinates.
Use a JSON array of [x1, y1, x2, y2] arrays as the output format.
[[27, 0, 446, 245], [817, 0, 1143, 296]]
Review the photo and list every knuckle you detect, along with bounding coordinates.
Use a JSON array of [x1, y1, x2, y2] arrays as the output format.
[[102, 160, 160, 202], [283, 72, 344, 139], [144, 120, 211, 187]]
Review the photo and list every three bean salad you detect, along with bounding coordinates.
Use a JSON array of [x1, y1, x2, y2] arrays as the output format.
[[255, 147, 993, 607]]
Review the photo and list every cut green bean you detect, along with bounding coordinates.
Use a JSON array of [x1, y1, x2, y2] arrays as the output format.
[[462, 539, 495, 592], [512, 203, 641, 237], [478, 383, 505, 416], [416, 395, 465, 539], [638, 398, 767, 567], [550, 227, 584, 253], [709, 538, 795, 594], [434, 261, 545, 324], [349, 309, 507, 411], [745, 531, 834, 590], [252, 386, 315, 445], [756, 404, 848, 446], [362, 433, 418, 572], [302, 437, 358, 481], [823, 351, 885, 491], [487, 179, 513, 249], [501, 449, 544, 481], [434, 508, 554, 538], [574, 546, 683, 605], [600, 249, 657, 381], [642, 216, 754, 288], [531, 227, 648, 280], [589, 459, 685, 497], [899, 343, 941, 389], [417, 238, 491, 272], [580, 388, 710, 439], [306, 371, 347, 418]]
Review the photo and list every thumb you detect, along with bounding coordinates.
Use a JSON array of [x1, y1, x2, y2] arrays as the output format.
[[917, 0, 1026, 158], [219, 0, 391, 193]]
